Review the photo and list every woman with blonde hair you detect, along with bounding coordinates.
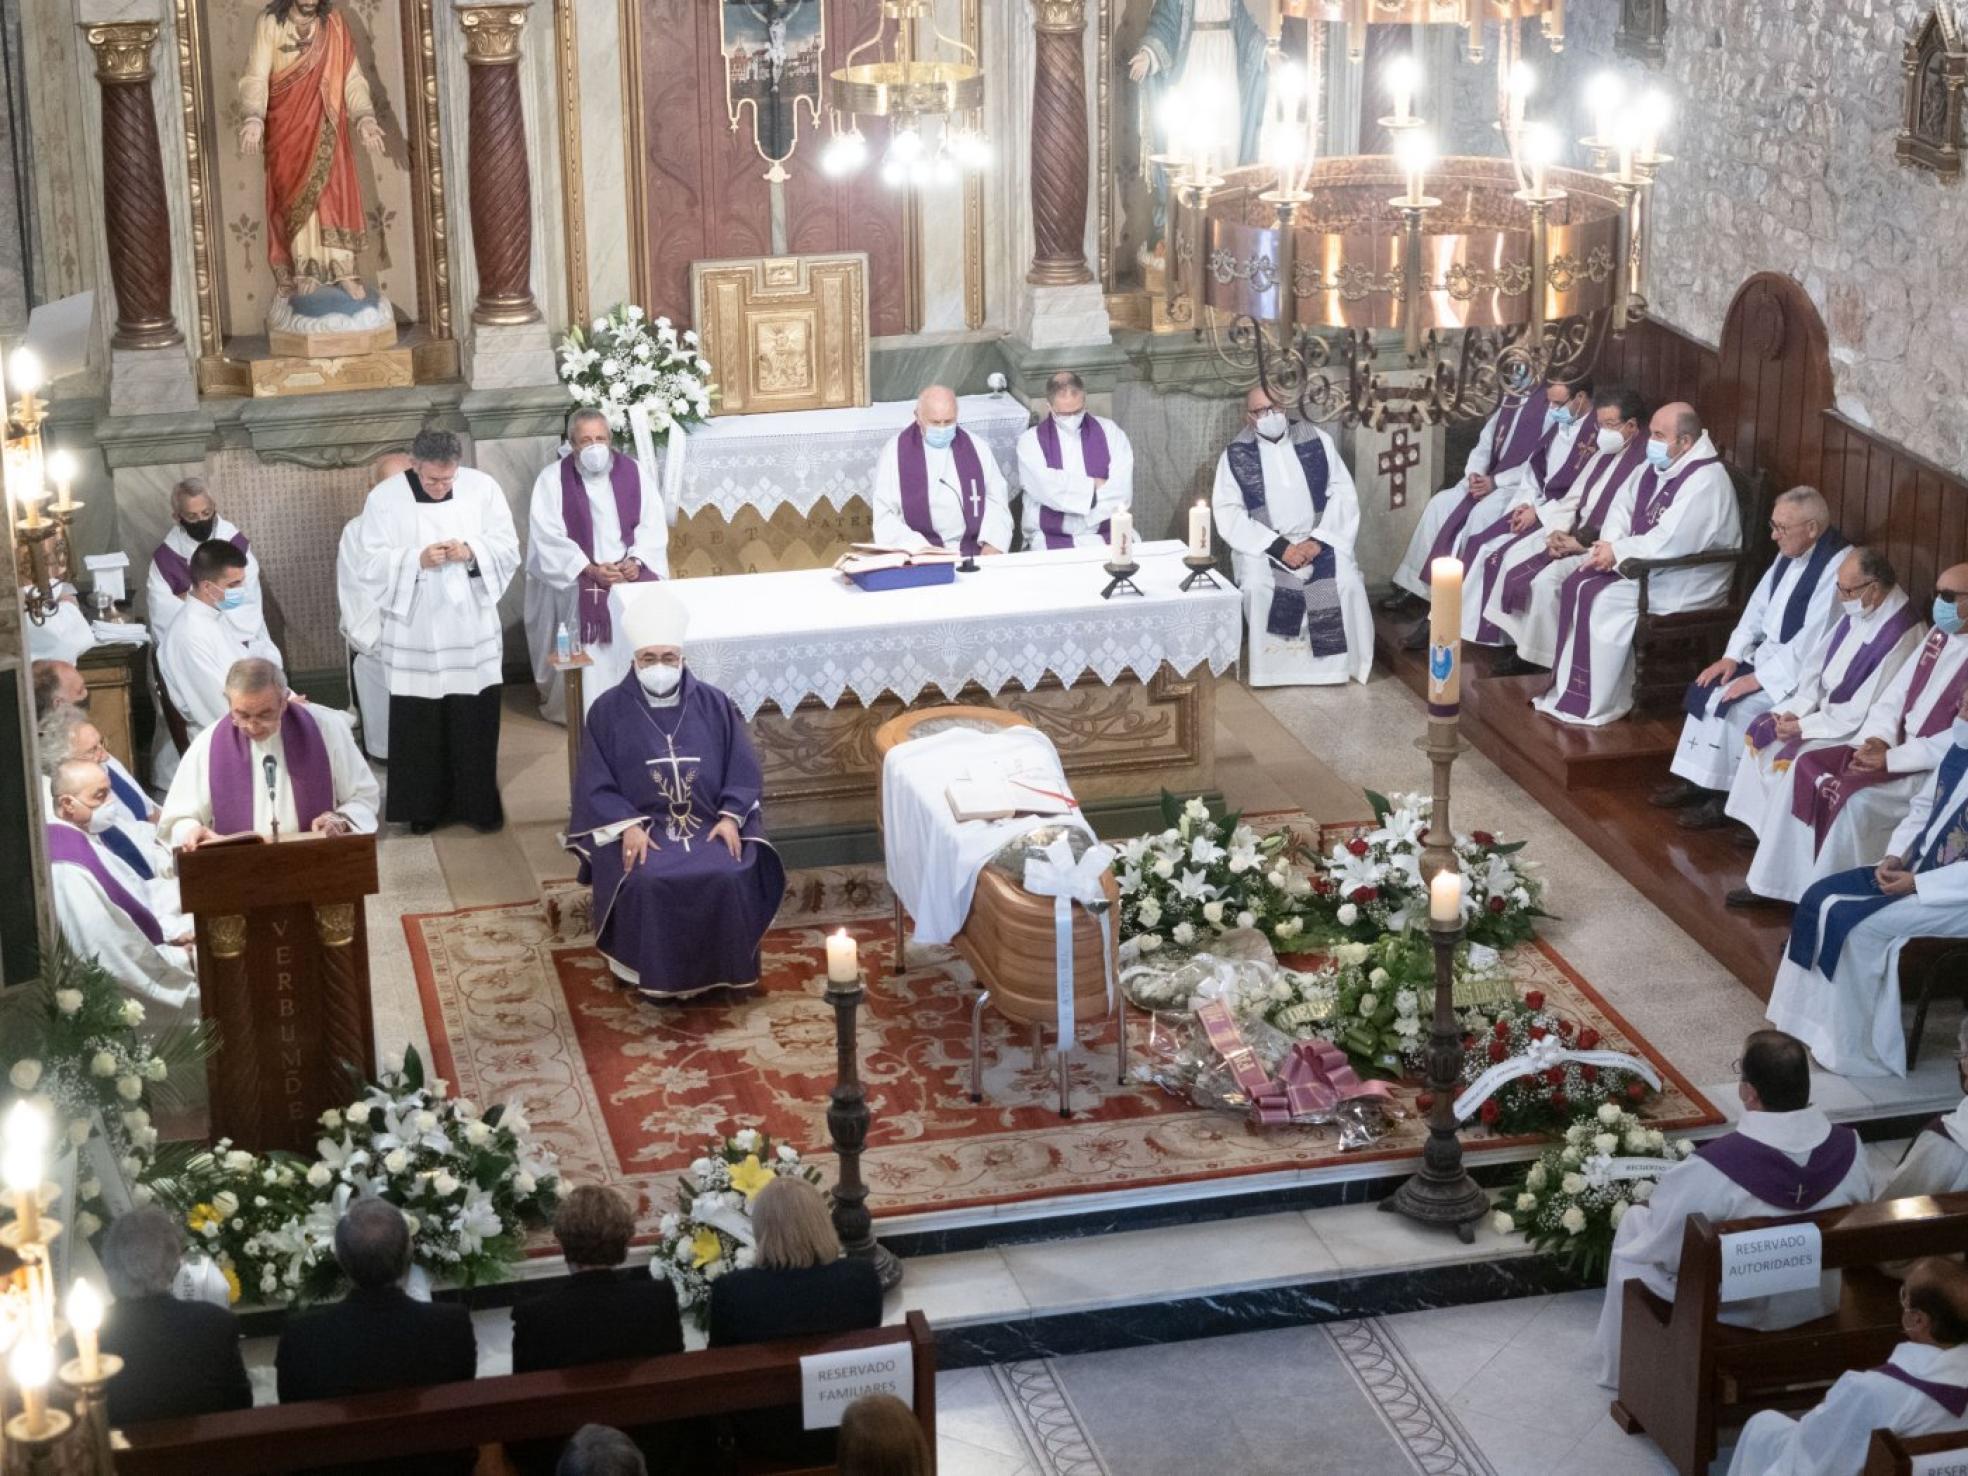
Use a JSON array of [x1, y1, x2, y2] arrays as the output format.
[[837, 1393, 931, 1476]]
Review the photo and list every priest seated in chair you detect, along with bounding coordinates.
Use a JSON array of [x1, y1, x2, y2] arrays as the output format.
[[870, 385, 1012, 557], [158, 658, 379, 849], [565, 585, 785, 1001], [1880, 1018, 1968, 1201]]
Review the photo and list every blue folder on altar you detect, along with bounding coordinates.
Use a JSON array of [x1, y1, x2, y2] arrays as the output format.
[[845, 562, 956, 593]]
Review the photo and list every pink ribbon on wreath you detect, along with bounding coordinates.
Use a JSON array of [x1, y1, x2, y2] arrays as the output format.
[[1251, 1039, 1396, 1125], [1196, 1002, 1273, 1097]]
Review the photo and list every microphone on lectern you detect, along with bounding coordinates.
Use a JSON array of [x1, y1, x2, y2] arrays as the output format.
[[263, 754, 280, 841]]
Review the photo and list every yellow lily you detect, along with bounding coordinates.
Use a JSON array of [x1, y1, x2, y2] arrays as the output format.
[[728, 1153, 776, 1201], [690, 1227, 723, 1269]]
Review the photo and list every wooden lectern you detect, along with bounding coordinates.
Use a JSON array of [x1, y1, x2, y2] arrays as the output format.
[[177, 833, 381, 1153]]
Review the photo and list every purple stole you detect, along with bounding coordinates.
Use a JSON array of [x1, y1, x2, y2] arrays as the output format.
[[1789, 630, 1968, 847], [1693, 1124, 1859, 1209], [152, 531, 251, 598], [560, 453, 657, 646], [1033, 416, 1114, 549], [46, 822, 163, 945], [1873, 1361, 1968, 1418], [1745, 600, 1919, 764], [1420, 395, 1547, 585], [1493, 439, 1648, 620], [1466, 428, 1598, 643], [210, 703, 335, 833], [896, 424, 989, 558], [1225, 432, 1347, 658], [1546, 454, 1721, 719], [1683, 529, 1850, 723]]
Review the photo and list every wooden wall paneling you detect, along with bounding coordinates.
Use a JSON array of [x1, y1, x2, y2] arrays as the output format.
[[1865, 432, 1896, 560], [1937, 466, 1968, 595]]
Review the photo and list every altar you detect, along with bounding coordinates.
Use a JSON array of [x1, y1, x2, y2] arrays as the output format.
[[662, 394, 1032, 577], [646, 541, 1243, 834]]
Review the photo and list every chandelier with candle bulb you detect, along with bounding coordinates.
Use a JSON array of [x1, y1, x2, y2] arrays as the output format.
[[2, 346, 86, 627], [1158, 13, 1673, 429], [819, 0, 989, 188]]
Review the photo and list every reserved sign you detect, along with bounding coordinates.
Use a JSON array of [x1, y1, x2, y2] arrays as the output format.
[[1910, 1454, 1968, 1476], [800, 1344, 915, 1430], [1717, 1222, 1824, 1302]]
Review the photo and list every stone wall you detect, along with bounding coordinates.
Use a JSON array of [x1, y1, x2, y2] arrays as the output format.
[[1448, 0, 1968, 472], [0, 1, 28, 335]]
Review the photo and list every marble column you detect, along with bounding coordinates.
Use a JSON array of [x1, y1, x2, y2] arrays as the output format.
[[82, 23, 180, 351], [1016, 0, 1109, 351], [458, 2, 539, 326]]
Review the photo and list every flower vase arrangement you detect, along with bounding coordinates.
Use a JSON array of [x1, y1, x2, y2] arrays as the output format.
[[1113, 794, 1311, 957], [556, 303, 715, 440], [651, 1127, 824, 1329], [1490, 1103, 1694, 1279]]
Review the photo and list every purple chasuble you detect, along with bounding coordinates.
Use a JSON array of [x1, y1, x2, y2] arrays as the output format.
[[1493, 439, 1648, 620], [559, 452, 658, 646], [1873, 1362, 1968, 1417], [153, 532, 251, 599], [1034, 416, 1114, 549], [1746, 600, 1918, 762], [1693, 1124, 1859, 1209], [896, 424, 989, 557], [46, 822, 164, 944], [210, 703, 336, 833], [1225, 431, 1347, 659], [1547, 454, 1721, 719], [1419, 395, 1548, 585], [567, 670, 787, 998]]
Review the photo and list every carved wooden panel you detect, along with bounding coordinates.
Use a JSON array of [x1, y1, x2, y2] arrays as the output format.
[[690, 253, 870, 413]]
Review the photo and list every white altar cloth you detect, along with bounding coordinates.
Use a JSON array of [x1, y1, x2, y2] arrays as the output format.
[[663, 393, 1030, 523], [599, 541, 1243, 719]]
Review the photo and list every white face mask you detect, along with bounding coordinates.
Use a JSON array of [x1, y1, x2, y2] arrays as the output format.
[[1053, 410, 1085, 431], [1839, 597, 1867, 620], [637, 663, 682, 697], [1254, 410, 1289, 441], [576, 443, 612, 477], [1595, 427, 1625, 456]]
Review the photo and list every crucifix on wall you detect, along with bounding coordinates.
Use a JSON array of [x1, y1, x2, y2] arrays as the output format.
[[720, 0, 825, 182]]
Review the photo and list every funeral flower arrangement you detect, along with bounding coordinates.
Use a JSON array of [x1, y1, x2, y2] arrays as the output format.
[[1114, 794, 1311, 957], [151, 1047, 564, 1305], [556, 303, 715, 441], [1490, 1103, 1694, 1279], [651, 1126, 824, 1329], [1306, 791, 1548, 949]]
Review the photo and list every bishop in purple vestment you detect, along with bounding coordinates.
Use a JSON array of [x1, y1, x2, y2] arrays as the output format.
[[566, 586, 785, 1000]]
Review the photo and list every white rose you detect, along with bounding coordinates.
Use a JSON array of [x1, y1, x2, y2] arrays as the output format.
[[1358, 994, 1379, 1016], [1561, 1173, 1586, 1195], [9, 1059, 40, 1091], [1491, 1211, 1515, 1234], [1526, 1163, 1547, 1189], [1137, 899, 1163, 927], [452, 1099, 478, 1121], [1172, 922, 1196, 945], [1267, 869, 1286, 887], [1139, 934, 1163, 953], [464, 1121, 492, 1147], [307, 1163, 333, 1188], [432, 1171, 460, 1197], [1609, 1201, 1628, 1227], [776, 1143, 798, 1164], [1560, 1147, 1579, 1165], [213, 1191, 240, 1219], [1202, 901, 1225, 924], [120, 1000, 146, 1027], [514, 1172, 538, 1195], [55, 989, 84, 1016], [1236, 910, 1256, 929], [1184, 798, 1210, 821], [412, 1111, 438, 1134], [384, 1149, 410, 1175], [67, 1119, 91, 1147], [131, 1183, 154, 1206], [116, 1075, 143, 1101], [1561, 1206, 1588, 1235], [76, 1211, 101, 1238], [1334, 943, 1371, 967], [1597, 1102, 1623, 1126], [225, 1149, 255, 1173], [122, 1108, 150, 1131], [90, 1051, 117, 1078], [320, 1109, 343, 1131], [120, 1154, 143, 1178], [1631, 1181, 1654, 1203], [347, 1101, 371, 1123], [1153, 858, 1175, 880], [1395, 991, 1419, 1017], [1593, 1133, 1619, 1156], [144, 1057, 167, 1082], [1336, 903, 1358, 926], [1515, 1192, 1536, 1213], [382, 1050, 406, 1075]]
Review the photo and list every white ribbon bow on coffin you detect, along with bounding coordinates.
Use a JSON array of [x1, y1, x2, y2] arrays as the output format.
[[1581, 1154, 1683, 1190], [1022, 834, 1118, 1043], [1452, 1032, 1663, 1124]]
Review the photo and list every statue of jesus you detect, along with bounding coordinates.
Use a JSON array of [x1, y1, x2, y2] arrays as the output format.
[[236, 0, 385, 301]]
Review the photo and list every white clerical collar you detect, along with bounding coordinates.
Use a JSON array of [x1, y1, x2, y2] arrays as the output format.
[[1939, 1094, 1968, 1151], [642, 690, 682, 709], [1737, 1106, 1832, 1153], [1888, 1340, 1968, 1379]]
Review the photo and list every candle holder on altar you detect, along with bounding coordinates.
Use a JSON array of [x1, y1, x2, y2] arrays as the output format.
[[59, 1353, 124, 1474], [823, 968, 902, 1291], [1099, 560, 1143, 600], [1178, 553, 1222, 592]]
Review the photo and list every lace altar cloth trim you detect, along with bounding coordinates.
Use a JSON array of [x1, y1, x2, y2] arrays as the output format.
[[666, 394, 1030, 522]]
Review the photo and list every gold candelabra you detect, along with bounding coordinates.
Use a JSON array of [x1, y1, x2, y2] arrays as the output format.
[[2, 348, 85, 627]]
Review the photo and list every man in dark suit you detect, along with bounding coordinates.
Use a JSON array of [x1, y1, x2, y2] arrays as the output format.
[[96, 1207, 253, 1428], [275, 1197, 477, 1474]]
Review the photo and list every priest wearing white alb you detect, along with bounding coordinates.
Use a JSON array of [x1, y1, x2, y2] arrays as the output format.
[[1016, 371, 1134, 551], [338, 452, 412, 762], [871, 385, 1012, 556], [1654, 488, 1846, 828], [1726, 551, 1925, 907], [1537, 403, 1741, 727], [156, 540, 286, 789], [47, 758, 198, 1022], [39, 706, 173, 888], [1210, 386, 1372, 686], [1593, 1031, 1870, 1390], [160, 658, 378, 850], [343, 429, 519, 834], [1768, 689, 1968, 1077], [1880, 1022, 1968, 1202], [524, 408, 671, 723], [1727, 1257, 1968, 1476], [145, 478, 271, 648]]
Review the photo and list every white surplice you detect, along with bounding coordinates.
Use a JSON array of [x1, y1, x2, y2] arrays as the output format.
[[1536, 434, 1742, 727], [47, 819, 199, 1021], [1728, 1340, 1968, 1476], [1389, 397, 1545, 598], [1459, 421, 1600, 645], [1014, 415, 1136, 551], [1592, 1107, 1874, 1388], [1483, 454, 1650, 665], [1670, 540, 1844, 791], [1880, 1101, 1968, 1200], [158, 704, 379, 847], [344, 469, 520, 699], [1210, 426, 1373, 686], [1768, 755, 1968, 1077], [523, 452, 671, 723], [1728, 594, 1927, 898], [870, 429, 1014, 553], [335, 516, 389, 761], [155, 597, 286, 790], [144, 519, 271, 647], [1743, 629, 1968, 902]]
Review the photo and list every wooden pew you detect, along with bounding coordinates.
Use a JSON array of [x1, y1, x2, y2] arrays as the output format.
[[1866, 1427, 1968, 1475], [115, 1312, 936, 1476], [1610, 1191, 1968, 1476]]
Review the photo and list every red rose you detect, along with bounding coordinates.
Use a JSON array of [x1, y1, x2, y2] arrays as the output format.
[[1577, 1027, 1601, 1050], [1350, 886, 1378, 904], [1549, 1092, 1569, 1112], [1415, 1092, 1435, 1112], [1528, 1025, 1548, 1041], [1488, 896, 1508, 914], [1557, 1019, 1576, 1039], [1461, 1033, 1476, 1050], [1346, 837, 1370, 857], [1479, 1100, 1500, 1125], [1524, 991, 1545, 1011], [1625, 1080, 1647, 1102], [1543, 1067, 1565, 1087], [1472, 830, 1497, 847], [1313, 878, 1335, 896], [1493, 1020, 1510, 1039], [1487, 1040, 1507, 1063], [1580, 1065, 1599, 1083]]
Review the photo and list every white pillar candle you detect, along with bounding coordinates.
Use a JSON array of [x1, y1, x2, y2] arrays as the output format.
[[1428, 556, 1462, 712], [1188, 500, 1211, 557], [67, 1281, 103, 1381], [1109, 509, 1134, 564], [1430, 869, 1462, 924], [825, 928, 858, 984]]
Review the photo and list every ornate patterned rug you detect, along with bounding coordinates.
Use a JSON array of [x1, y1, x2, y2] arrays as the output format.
[[405, 863, 1720, 1232]]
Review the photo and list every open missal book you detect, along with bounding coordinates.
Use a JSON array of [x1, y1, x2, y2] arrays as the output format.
[[946, 773, 1079, 823], [834, 544, 963, 577]]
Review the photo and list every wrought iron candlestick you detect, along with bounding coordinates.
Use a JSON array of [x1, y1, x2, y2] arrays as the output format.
[[826, 969, 902, 1291], [1178, 553, 1222, 592]]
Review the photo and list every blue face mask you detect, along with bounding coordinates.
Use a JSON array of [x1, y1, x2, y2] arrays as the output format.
[[1934, 594, 1965, 636], [1545, 404, 1574, 428], [1644, 440, 1672, 471], [217, 588, 246, 612], [923, 424, 957, 451]]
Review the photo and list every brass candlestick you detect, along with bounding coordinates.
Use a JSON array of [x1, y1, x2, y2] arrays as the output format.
[[59, 1354, 123, 1475], [825, 970, 902, 1291]]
